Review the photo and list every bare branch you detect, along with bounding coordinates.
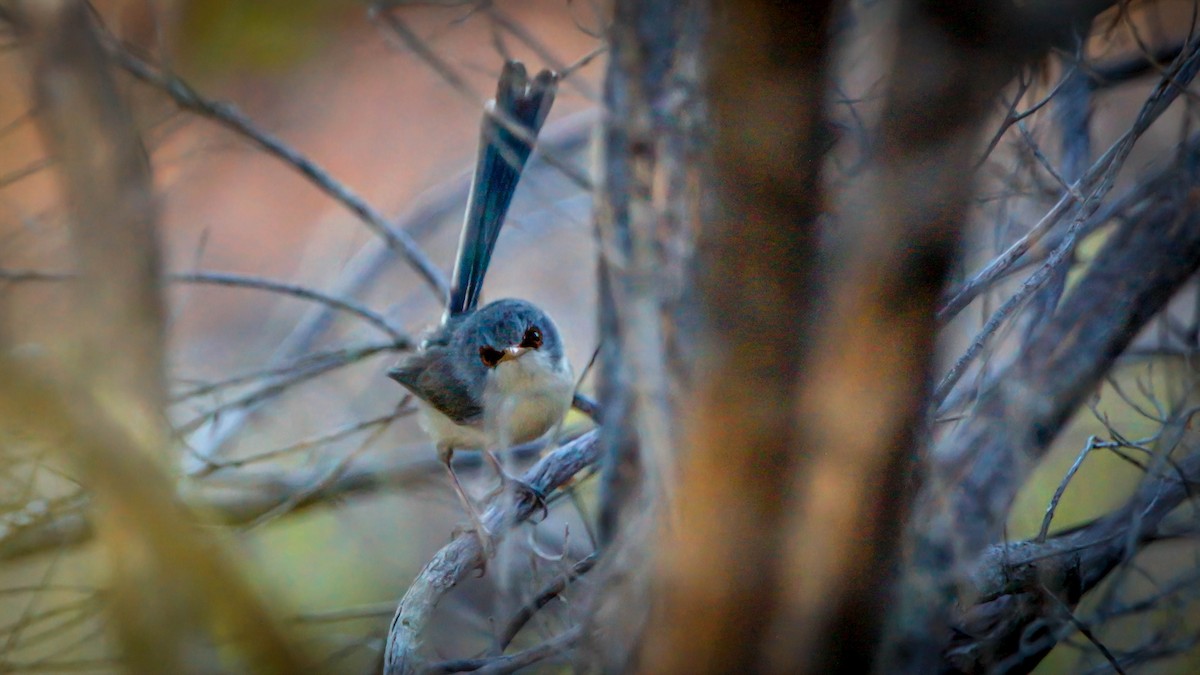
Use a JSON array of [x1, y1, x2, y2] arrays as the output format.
[[428, 626, 582, 675], [938, 37, 1200, 328], [497, 552, 597, 652], [383, 429, 600, 675], [903, 155, 1200, 671], [0, 268, 412, 346], [171, 272, 411, 345], [0, 436, 575, 562], [94, 20, 450, 302], [369, 4, 594, 193], [948, 451, 1200, 672]]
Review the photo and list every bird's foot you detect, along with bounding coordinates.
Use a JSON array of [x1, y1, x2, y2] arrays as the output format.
[[486, 472, 549, 521]]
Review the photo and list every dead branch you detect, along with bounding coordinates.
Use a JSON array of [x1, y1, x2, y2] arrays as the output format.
[[947, 451, 1200, 673], [96, 19, 450, 302], [383, 429, 599, 675], [936, 34, 1200, 333], [11, 1, 312, 670], [0, 267, 411, 346], [428, 625, 583, 674], [497, 551, 597, 652], [903, 150, 1200, 671], [0, 435, 569, 561]]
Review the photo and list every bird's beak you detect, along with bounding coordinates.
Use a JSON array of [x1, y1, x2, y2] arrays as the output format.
[[497, 346, 529, 364]]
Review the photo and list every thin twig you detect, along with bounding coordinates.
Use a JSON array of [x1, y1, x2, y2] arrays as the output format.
[[171, 272, 410, 345], [939, 39, 1200, 325], [497, 552, 597, 651], [1037, 436, 1098, 543], [383, 430, 600, 675], [369, 4, 594, 193], [242, 415, 394, 529], [933, 215, 1082, 405], [1039, 583, 1128, 675], [188, 409, 411, 477], [0, 267, 410, 345], [934, 44, 1200, 402], [427, 626, 582, 674], [94, 24, 449, 301], [484, 5, 599, 100], [176, 342, 396, 435]]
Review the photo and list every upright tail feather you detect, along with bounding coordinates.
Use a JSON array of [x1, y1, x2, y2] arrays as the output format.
[[445, 61, 558, 319]]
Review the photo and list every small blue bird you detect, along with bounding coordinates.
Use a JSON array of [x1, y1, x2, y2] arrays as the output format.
[[388, 62, 573, 547]]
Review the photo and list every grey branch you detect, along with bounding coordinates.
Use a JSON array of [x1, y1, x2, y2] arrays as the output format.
[[937, 39, 1200, 326], [93, 19, 450, 301], [383, 429, 600, 675], [0, 268, 411, 346], [497, 551, 597, 652], [0, 436, 561, 561], [947, 453, 1200, 672], [902, 150, 1200, 671]]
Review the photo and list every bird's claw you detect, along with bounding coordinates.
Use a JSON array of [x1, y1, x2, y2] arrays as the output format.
[[487, 473, 549, 521]]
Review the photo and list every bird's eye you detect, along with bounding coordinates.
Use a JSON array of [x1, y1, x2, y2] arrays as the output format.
[[479, 345, 504, 368], [520, 326, 543, 349]]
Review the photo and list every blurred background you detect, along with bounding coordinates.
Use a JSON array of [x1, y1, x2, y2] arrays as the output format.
[[3, 0, 1200, 673], [0, 1, 605, 671]]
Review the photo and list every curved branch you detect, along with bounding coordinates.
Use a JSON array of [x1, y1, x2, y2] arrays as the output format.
[[383, 429, 600, 675], [170, 272, 410, 345]]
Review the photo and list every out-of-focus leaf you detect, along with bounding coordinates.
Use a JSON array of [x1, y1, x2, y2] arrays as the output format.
[[178, 0, 357, 73]]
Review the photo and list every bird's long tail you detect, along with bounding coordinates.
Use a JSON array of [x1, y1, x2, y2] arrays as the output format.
[[445, 61, 558, 318]]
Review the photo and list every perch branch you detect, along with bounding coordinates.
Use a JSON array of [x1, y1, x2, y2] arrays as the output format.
[[383, 430, 600, 675]]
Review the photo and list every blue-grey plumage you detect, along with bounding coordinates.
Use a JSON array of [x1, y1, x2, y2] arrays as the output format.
[[385, 62, 570, 552], [389, 298, 574, 452], [446, 62, 557, 320]]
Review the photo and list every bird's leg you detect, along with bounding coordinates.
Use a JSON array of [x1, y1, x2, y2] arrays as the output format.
[[440, 446, 495, 569], [483, 448, 548, 520]]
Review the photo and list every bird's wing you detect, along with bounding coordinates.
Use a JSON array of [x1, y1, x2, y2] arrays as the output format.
[[446, 60, 558, 318], [388, 345, 484, 425]]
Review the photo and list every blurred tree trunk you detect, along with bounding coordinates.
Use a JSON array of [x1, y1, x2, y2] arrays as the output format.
[[627, 1, 1123, 673], [585, 0, 706, 670], [9, 2, 310, 672], [637, 2, 834, 672]]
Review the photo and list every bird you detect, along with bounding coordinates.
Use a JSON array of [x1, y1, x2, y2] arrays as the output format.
[[387, 61, 574, 553]]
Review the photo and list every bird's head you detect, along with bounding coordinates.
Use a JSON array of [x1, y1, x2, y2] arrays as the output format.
[[461, 298, 567, 379]]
